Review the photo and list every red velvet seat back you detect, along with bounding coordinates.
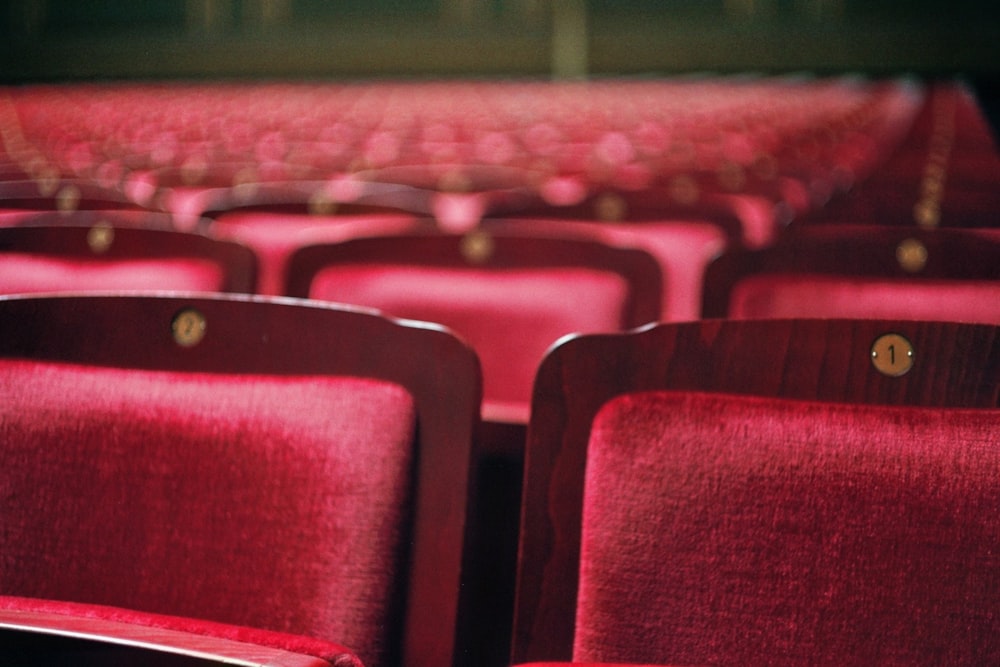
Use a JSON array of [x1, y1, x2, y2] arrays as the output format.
[[0, 225, 257, 295], [0, 294, 482, 667], [702, 226, 1000, 323], [728, 273, 1000, 324], [576, 390, 1000, 665], [482, 218, 727, 322], [289, 232, 662, 422], [0, 359, 414, 666], [0, 255, 225, 293], [308, 264, 627, 415], [209, 211, 421, 295]]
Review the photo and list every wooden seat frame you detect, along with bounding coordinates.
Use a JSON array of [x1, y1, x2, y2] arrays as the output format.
[[512, 318, 1000, 663], [0, 293, 482, 667]]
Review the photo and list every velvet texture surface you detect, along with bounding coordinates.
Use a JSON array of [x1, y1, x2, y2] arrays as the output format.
[[577, 391, 1000, 666], [587, 222, 725, 322], [0, 256, 225, 294], [498, 218, 726, 321], [0, 595, 363, 666], [308, 265, 628, 415], [728, 274, 1000, 324], [209, 211, 419, 295], [0, 359, 417, 667]]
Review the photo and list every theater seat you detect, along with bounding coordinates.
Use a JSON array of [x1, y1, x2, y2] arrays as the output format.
[[286, 231, 661, 667], [286, 230, 662, 425], [701, 225, 1000, 323], [209, 208, 422, 295], [0, 224, 258, 295], [513, 319, 1000, 665], [0, 595, 363, 667], [482, 216, 726, 322], [0, 294, 481, 667]]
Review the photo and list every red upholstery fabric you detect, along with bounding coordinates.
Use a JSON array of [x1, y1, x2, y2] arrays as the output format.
[[4, 78, 920, 231], [210, 211, 419, 295], [727, 274, 1000, 324], [0, 255, 225, 294], [0, 358, 417, 667], [496, 218, 726, 321], [0, 595, 363, 666], [603, 223, 725, 322], [576, 390, 1000, 665], [308, 265, 628, 417]]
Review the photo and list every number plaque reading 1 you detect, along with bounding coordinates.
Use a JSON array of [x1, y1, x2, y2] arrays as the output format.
[[171, 308, 207, 348], [870, 333, 914, 377]]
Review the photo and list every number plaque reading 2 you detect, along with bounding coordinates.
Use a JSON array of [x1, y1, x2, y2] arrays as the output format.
[[171, 308, 207, 348], [870, 333, 914, 377]]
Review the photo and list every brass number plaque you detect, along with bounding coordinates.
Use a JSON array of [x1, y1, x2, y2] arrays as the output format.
[[87, 222, 115, 254], [870, 333, 914, 377], [56, 184, 81, 213], [460, 230, 495, 265], [171, 308, 207, 348], [896, 238, 928, 273]]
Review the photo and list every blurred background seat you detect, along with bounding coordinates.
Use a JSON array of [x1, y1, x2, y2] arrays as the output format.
[[0, 224, 258, 295], [701, 225, 1000, 323], [285, 228, 662, 429]]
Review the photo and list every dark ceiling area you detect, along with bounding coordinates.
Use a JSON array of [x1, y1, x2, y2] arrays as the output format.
[[2, 1, 999, 82]]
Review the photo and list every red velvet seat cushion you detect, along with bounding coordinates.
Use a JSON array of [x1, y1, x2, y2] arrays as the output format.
[[727, 274, 1000, 324], [308, 265, 628, 419], [0, 359, 417, 667], [0, 256, 226, 294], [577, 391, 1000, 665]]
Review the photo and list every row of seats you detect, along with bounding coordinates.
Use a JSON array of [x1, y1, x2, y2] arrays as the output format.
[[1, 295, 998, 667], [1, 74, 998, 666], [0, 75, 932, 250], [1, 78, 992, 236], [2, 77, 996, 348], [0, 77, 919, 206], [1, 77, 996, 300], [2, 217, 999, 424]]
